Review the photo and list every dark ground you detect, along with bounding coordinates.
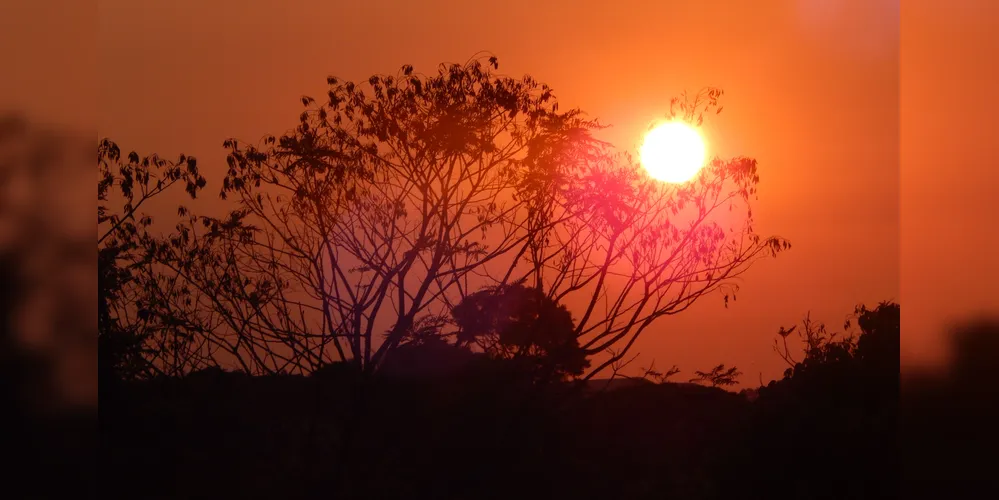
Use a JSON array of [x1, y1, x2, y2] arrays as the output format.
[[96, 308, 999, 499], [100, 356, 893, 500]]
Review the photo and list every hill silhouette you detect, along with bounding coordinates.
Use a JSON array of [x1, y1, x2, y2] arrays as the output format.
[[100, 301, 906, 499]]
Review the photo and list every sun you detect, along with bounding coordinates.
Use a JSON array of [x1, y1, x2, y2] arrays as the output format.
[[639, 121, 707, 183]]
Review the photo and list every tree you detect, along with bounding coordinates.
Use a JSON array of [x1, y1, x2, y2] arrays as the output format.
[[741, 302, 900, 500], [209, 56, 607, 374], [452, 283, 589, 380], [490, 86, 791, 379], [772, 312, 854, 381], [108, 55, 788, 378], [770, 301, 899, 386], [689, 363, 742, 387], [98, 139, 207, 380]]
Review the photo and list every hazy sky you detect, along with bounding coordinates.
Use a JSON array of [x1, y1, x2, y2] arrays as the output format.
[[901, 1, 999, 368], [84, 0, 994, 382]]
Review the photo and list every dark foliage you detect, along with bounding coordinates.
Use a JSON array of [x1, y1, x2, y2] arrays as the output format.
[[98, 138, 208, 383], [453, 283, 590, 380], [719, 302, 899, 500]]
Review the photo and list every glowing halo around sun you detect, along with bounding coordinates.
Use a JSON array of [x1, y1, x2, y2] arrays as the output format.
[[639, 121, 707, 184]]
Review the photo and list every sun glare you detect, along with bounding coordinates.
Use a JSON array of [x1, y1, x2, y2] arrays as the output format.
[[639, 121, 707, 183]]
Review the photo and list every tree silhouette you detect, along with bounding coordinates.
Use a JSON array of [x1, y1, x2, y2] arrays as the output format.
[[98, 139, 207, 381], [452, 282, 589, 380], [101, 55, 788, 379], [719, 302, 900, 500], [689, 363, 742, 387], [208, 56, 609, 374], [534, 88, 790, 379], [641, 362, 682, 384]]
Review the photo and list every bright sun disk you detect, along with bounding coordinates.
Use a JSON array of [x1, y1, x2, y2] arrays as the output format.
[[639, 121, 707, 183]]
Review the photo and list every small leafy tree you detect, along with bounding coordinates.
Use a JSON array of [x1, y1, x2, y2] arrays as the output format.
[[216, 56, 609, 374], [452, 283, 589, 380], [642, 363, 683, 384], [689, 363, 742, 387]]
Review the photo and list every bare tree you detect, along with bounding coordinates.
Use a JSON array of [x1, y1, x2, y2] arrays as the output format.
[[498, 87, 791, 379], [105, 56, 789, 379], [770, 303, 897, 382], [217, 56, 607, 373]]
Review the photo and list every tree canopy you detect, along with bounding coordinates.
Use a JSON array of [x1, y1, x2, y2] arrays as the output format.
[[98, 56, 789, 380]]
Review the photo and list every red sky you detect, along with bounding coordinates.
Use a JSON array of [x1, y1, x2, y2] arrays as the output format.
[[81, 0, 991, 383]]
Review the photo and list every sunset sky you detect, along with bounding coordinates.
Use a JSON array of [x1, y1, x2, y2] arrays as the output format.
[[78, 0, 994, 382]]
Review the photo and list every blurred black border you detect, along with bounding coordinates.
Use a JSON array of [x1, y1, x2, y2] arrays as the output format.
[[2, 0, 998, 498]]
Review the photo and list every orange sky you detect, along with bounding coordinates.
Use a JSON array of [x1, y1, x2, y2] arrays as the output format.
[[78, 0, 992, 383], [901, 1, 999, 369]]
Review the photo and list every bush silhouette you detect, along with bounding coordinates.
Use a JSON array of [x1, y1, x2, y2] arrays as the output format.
[[453, 283, 589, 381], [725, 302, 899, 499]]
